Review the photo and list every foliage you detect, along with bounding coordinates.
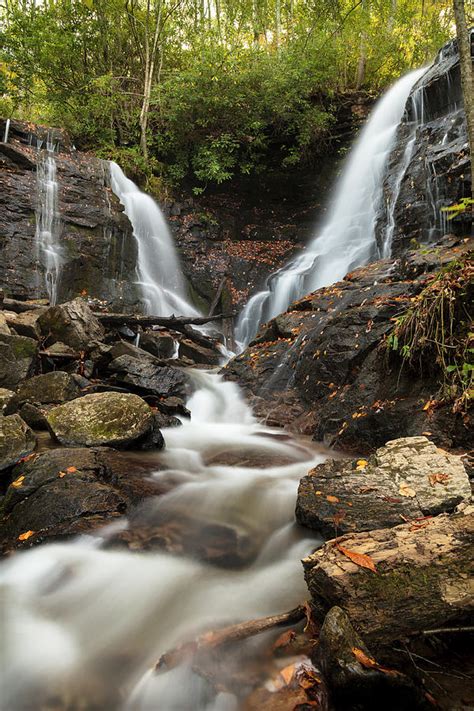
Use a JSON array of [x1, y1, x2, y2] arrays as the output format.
[[441, 197, 474, 220], [0, 0, 454, 188], [387, 256, 474, 413]]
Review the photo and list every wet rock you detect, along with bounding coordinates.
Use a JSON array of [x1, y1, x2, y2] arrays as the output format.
[[38, 298, 105, 350], [46, 392, 159, 448], [0, 388, 14, 411], [4, 309, 41, 339], [225, 237, 473, 453], [296, 436, 470, 536], [108, 355, 188, 399], [303, 507, 474, 648], [178, 337, 221, 365], [5, 371, 81, 414], [19, 403, 50, 430], [153, 411, 182, 428], [139, 331, 177, 359], [0, 414, 36, 472], [0, 333, 38, 389], [318, 607, 428, 711], [0, 447, 163, 551], [0, 313, 11, 335]]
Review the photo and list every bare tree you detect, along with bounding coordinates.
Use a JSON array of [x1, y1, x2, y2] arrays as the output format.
[[453, 0, 473, 201]]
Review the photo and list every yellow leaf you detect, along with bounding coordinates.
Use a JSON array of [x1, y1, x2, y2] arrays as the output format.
[[326, 495, 339, 503], [399, 482, 416, 498], [18, 530, 35, 541], [352, 647, 378, 669], [58, 471, 67, 478], [356, 459, 368, 471], [11, 475, 25, 488], [336, 544, 377, 573]]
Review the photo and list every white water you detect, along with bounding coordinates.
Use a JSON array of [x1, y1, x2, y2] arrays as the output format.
[[35, 136, 62, 305], [235, 67, 426, 348], [0, 371, 326, 710], [109, 162, 200, 317], [3, 118, 10, 143]]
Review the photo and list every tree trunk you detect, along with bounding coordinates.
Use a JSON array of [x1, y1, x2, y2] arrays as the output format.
[[355, 0, 368, 89], [303, 510, 474, 648], [453, 0, 474, 202]]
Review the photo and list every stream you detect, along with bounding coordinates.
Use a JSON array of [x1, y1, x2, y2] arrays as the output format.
[[1, 371, 329, 710]]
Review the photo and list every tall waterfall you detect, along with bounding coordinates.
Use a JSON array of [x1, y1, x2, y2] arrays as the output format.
[[109, 162, 199, 317], [3, 118, 10, 144], [35, 136, 62, 305], [235, 67, 426, 348]]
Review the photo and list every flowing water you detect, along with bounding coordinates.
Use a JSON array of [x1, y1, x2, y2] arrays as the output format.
[[0, 371, 327, 710], [235, 67, 426, 348], [109, 162, 200, 317], [35, 136, 62, 305], [3, 118, 10, 144]]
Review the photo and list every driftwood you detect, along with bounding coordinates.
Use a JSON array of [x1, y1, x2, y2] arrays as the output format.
[[95, 312, 232, 328], [155, 604, 306, 672], [1, 296, 46, 313], [303, 509, 474, 648]]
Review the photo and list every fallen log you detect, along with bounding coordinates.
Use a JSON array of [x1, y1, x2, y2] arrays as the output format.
[[155, 604, 306, 672], [303, 508, 474, 648], [95, 312, 233, 328], [1, 297, 47, 314]]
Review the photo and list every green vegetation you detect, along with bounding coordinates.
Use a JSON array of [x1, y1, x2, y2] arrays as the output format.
[[1, 0, 453, 188], [387, 256, 474, 412]]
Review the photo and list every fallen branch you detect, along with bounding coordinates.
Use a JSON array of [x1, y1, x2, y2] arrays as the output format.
[[39, 350, 81, 359], [155, 604, 306, 673], [95, 312, 233, 328], [1, 297, 46, 314]]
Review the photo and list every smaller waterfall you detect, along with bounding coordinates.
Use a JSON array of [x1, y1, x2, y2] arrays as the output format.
[[35, 136, 62, 304], [3, 119, 10, 144], [235, 67, 426, 349], [109, 163, 199, 317]]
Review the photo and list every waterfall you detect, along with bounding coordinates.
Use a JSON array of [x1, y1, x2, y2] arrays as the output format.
[[35, 135, 62, 305], [3, 118, 10, 144], [235, 67, 426, 349], [109, 162, 200, 317]]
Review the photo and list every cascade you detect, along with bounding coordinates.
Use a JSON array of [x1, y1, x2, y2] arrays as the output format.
[[3, 118, 10, 143], [235, 67, 426, 349], [109, 162, 200, 317], [0, 371, 327, 710], [35, 134, 62, 305]]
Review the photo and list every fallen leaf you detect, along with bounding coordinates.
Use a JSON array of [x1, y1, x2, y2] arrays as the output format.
[[336, 545, 377, 573], [66, 466, 78, 473], [428, 472, 449, 487], [326, 495, 339, 503], [333, 510, 346, 527], [18, 530, 35, 541], [272, 630, 296, 652], [399, 482, 416, 498], [356, 459, 368, 471], [58, 470, 67, 478], [280, 662, 297, 685], [18, 453, 36, 464], [11, 475, 25, 488], [352, 647, 401, 676], [422, 431, 432, 436]]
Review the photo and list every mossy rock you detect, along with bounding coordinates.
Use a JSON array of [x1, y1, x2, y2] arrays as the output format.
[[6, 371, 80, 413], [46, 391, 156, 448], [0, 333, 38, 389], [0, 414, 37, 472]]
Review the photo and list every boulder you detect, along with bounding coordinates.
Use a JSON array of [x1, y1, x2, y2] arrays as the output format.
[[0, 414, 36, 472], [0, 447, 162, 551], [318, 607, 428, 711], [38, 298, 105, 350], [19, 403, 50, 430], [296, 436, 471, 536], [4, 309, 41, 339], [0, 313, 11, 335], [303, 507, 474, 647], [0, 333, 38, 389], [139, 331, 177, 359], [178, 338, 221, 365], [5, 371, 81, 414], [0, 388, 14, 411], [108, 355, 188, 399], [46, 391, 158, 448]]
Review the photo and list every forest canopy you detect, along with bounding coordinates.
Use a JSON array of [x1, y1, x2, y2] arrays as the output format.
[[1, 0, 454, 188]]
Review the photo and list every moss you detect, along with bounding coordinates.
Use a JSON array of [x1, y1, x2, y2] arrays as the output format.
[[360, 563, 441, 603], [9, 337, 37, 359]]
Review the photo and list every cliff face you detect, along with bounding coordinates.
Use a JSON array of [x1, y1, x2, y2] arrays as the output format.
[[376, 38, 471, 253], [0, 120, 139, 310]]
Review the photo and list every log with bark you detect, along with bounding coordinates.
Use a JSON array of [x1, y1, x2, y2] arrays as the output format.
[[302, 508, 474, 648]]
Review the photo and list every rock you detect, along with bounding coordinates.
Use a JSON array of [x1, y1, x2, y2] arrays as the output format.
[[4, 309, 41, 339], [0, 388, 14, 411], [0, 333, 38, 389], [108, 355, 188, 399], [139, 331, 177, 359], [318, 607, 428, 711], [178, 337, 221, 365], [19, 403, 50, 430], [0, 414, 36, 471], [296, 436, 471, 536], [46, 391, 159, 448], [0, 447, 163, 551], [303, 508, 474, 647], [225, 237, 473, 453], [5, 371, 81, 414], [0, 313, 11, 335], [38, 298, 105, 350]]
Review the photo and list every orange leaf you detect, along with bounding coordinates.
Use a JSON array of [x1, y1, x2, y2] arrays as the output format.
[[58, 471, 67, 478], [326, 495, 339, 504], [11, 475, 25, 488], [18, 530, 35, 541], [272, 630, 296, 652], [352, 647, 378, 669], [428, 472, 449, 487], [18, 453, 36, 464], [280, 662, 297, 685], [336, 544, 377, 573]]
